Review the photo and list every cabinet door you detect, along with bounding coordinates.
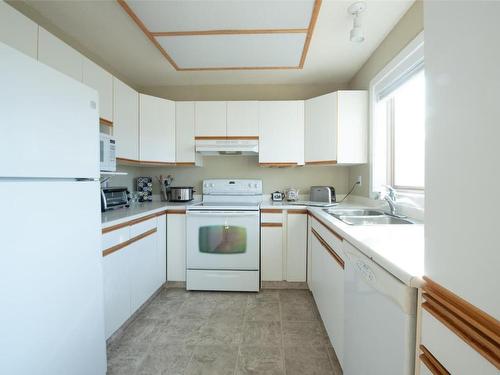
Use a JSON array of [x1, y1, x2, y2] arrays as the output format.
[[156, 214, 167, 287], [113, 78, 139, 160], [286, 212, 307, 282], [140, 94, 175, 163], [304, 93, 337, 163], [167, 213, 186, 282], [259, 101, 304, 165], [261, 225, 284, 281], [337, 91, 368, 164], [176, 101, 197, 164], [82, 58, 113, 123], [195, 101, 226, 136], [227, 101, 259, 137], [0, 1, 38, 59], [129, 231, 159, 313], [38, 27, 83, 82], [102, 248, 131, 339]]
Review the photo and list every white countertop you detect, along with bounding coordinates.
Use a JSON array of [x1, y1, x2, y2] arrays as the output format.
[[308, 205, 424, 287], [101, 200, 200, 229], [102, 198, 424, 287]]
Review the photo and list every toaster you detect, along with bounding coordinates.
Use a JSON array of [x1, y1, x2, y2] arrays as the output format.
[[310, 186, 336, 203], [101, 186, 129, 212]]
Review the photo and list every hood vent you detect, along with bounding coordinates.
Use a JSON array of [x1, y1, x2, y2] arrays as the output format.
[[195, 139, 259, 156]]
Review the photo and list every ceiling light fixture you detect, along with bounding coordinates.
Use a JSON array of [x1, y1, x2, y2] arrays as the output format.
[[348, 1, 367, 43]]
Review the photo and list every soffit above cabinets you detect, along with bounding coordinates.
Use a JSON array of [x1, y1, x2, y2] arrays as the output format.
[[118, 0, 321, 71]]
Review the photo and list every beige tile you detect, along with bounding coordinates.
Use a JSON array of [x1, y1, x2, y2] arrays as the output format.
[[280, 301, 319, 322], [284, 345, 334, 375], [236, 345, 284, 375], [279, 290, 314, 304], [241, 321, 282, 347], [248, 290, 280, 303], [135, 342, 194, 375], [198, 320, 243, 346], [185, 344, 239, 375], [245, 301, 281, 322], [152, 318, 205, 346], [282, 321, 329, 347]]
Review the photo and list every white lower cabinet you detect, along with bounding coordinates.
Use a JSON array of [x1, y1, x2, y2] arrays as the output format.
[[310, 218, 345, 366], [167, 212, 186, 282], [286, 211, 307, 281], [261, 223, 284, 281], [102, 245, 132, 339], [101, 214, 167, 339]]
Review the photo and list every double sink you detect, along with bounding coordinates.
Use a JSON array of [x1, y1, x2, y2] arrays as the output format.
[[324, 208, 415, 225]]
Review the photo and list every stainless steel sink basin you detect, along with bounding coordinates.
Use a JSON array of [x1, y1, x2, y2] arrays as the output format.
[[324, 208, 385, 217], [338, 215, 414, 225]]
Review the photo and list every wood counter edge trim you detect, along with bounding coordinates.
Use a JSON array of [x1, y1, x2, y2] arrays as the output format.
[[422, 296, 500, 369], [307, 211, 344, 241], [102, 228, 157, 257], [99, 117, 113, 126], [259, 162, 299, 167], [261, 222, 282, 228], [419, 345, 450, 375], [287, 209, 308, 214], [261, 208, 283, 213], [423, 276, 500, 339], [102, 212, 159, 234], [116, 158, 196, 167], [311, 228, 344, 269], [195, 136, 259, 140], [166, 209, 186, 214]]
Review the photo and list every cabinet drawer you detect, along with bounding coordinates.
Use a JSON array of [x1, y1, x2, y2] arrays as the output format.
[[261, 211, 283, 224], [130, 216, 157, 237], [101, 226, 130, 251], [311, 217, 344, 259]]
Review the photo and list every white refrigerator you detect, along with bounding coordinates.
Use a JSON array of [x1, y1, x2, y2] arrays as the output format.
[[0, 42, 107, 374]]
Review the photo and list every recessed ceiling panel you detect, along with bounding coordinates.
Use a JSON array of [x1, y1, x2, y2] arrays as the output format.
[[126, 0, 315, 32], [156, 34, 306, 69]]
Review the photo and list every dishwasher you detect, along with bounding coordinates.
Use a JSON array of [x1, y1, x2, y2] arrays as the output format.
[[342, 241, 417, 375]]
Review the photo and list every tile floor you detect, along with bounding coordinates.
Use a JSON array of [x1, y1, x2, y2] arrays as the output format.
[[107, 288, 342, 375]]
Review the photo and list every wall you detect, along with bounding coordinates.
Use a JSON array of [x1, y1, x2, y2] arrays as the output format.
[[348, 0, 423, 197], [140, 83, 346, 101], [111, 156, 349, 197]]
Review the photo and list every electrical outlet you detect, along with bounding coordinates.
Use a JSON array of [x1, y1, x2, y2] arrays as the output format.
[[355, 176, 362, 186]]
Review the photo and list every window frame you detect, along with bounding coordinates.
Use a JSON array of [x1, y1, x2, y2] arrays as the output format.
[[369, 31, 425, 198]]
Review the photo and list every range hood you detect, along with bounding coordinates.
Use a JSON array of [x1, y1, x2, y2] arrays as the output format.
[[195, 139, 259, 156]]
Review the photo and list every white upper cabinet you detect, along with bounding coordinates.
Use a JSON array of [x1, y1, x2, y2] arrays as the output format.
[[305, 91, 367, 165], [259, 100, 304, 166], [227, 101, 259, 137], [195, 101, 226, 137], [82, 58, 113, 123], [0, 1, 38, 59], [139, 94, 175, 163], [176, 102, 202, 165], [38, 27, 83, 82], [113, 78, 139, 161]]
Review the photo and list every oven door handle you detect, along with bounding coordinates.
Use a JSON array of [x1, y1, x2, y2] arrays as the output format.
[[187, 211, 259, 217]]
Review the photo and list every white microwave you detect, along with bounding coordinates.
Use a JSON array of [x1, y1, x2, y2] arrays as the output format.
[[100, 133, 116, 172]]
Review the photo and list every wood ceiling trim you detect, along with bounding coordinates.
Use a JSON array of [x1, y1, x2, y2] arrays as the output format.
[[151, 28, 308, 37], [118, 0, 322, 71]]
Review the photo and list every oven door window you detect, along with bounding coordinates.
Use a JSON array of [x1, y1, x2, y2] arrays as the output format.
[[198, 225, 247, 254]]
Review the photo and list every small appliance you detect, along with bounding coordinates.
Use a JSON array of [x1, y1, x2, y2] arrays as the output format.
[[310, 186, 336, 203], [101, 186, 129, 212], [271, 191, 285, 201], [169, 186, 195, 202], [99, 133, 116, 172], [285, 187, 300, 201]]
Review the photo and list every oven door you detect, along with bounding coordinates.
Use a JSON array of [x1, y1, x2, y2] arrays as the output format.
[[186, 210, 259, 270]]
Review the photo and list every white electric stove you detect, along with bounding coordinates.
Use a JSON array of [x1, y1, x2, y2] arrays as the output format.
[[186, 179, 263, 291]]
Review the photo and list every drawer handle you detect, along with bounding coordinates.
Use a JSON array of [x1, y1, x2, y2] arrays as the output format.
[[311, 228, 344, 269]]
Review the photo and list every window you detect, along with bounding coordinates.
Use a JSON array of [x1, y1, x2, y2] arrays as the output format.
[[371, 32, 425, 197]]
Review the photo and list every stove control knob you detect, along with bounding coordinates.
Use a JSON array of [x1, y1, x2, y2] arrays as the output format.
[[248, 183, 252, 187], [210, 183, 215, 187], [254, 183, 258, 188]]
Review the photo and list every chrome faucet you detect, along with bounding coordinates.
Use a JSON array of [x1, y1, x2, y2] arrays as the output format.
[[382, 185, 399, 216]]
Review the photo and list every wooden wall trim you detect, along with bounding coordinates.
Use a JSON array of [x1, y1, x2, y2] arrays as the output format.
[[419, 345, 450, 375], [299, 0, 322, 68], [195, 136, 259, 140], [261, 222, 282, 228], [311, 228, 344, 269], [261, 208, 283, 213], [422, 277, 500, 369], [99, 117, 113, 127], [308, 211, 343, 241], [151, 28, 308, 37], [305, 160, 337, 165], [102, 228, 157, 257]]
